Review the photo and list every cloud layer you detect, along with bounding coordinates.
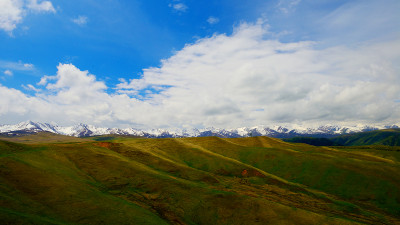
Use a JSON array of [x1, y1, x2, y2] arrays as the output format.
[[0, 21, 399, 128]]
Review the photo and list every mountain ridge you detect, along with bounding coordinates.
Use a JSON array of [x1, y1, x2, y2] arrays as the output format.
[[1, 121, 399, 138]]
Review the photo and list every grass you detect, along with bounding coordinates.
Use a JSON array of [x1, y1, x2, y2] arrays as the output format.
[[1, 133, 400, 224]]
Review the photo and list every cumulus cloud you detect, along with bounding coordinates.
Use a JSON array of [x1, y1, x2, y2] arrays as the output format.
[[0, 64, 113, 126], [0, 0, 55, 34], [0, 21, 399, 129], [116, 21, 400, 128], [207, 16, 219, 25], [0, 0, 24, 32], [72, 16, 88, 26]]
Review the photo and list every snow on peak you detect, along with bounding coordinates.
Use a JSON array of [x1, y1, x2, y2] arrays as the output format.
[[0, 121, 399, 138]]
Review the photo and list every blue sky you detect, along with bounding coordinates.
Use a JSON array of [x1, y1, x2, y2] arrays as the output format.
[[0, 0, 399, 128], [1, 0, 271, 87]]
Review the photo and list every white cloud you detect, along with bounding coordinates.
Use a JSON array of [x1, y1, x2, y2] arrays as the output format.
[[37, 75, 55, 85], [207, 16, 219, 25], [169, 3, 188, 12], [4, 70, 13, 76], [0, 0, 23, 33], [0, 22, 399, 129], [26, 0, 55, 13], [116, 21, 400, 128], [72, 16, 88, 26], [22, 84, 40, 92], [23, 63, 34, 69], [277, 0, 301, 14], [0, 60, 35, 71], [0, 63, 114, 126], [0, 0, 55, 34]]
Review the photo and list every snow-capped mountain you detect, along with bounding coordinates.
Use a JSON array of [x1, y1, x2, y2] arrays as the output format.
[[0, 121, 398, 138]]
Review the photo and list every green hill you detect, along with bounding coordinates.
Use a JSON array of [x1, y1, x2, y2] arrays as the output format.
[[1, 134, 400, 224], [282, 129, 400, 147], [332, 129, 400, 146]]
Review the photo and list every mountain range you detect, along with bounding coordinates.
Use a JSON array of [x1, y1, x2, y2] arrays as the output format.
[[1, 121, 399, 138]]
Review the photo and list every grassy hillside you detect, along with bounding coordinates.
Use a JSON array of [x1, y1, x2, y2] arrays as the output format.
[[283, 129, 400, 147], [1, 134, 400, 224], [331, 129, 400, 146]]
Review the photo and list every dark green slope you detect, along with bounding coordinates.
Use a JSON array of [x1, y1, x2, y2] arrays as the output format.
[[332, 129, 400, 146], [282, 129, 400, 147], [283, 137, 338, 146]]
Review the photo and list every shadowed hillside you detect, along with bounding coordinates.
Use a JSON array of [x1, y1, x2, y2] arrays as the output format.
[[283, 137, 338, 146], [331, 129, 400, 146], [1, 133, 400, 224], [283, 129, 400, 147]]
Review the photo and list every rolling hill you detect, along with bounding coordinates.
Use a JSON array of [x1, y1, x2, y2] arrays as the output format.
[[1, 133, 400, 224]]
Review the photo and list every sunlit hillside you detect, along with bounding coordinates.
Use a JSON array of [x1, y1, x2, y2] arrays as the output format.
[[1, 133, 400, 224]]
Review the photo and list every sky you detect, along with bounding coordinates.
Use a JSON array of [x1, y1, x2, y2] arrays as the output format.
[[0, 0, 399, 129]]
